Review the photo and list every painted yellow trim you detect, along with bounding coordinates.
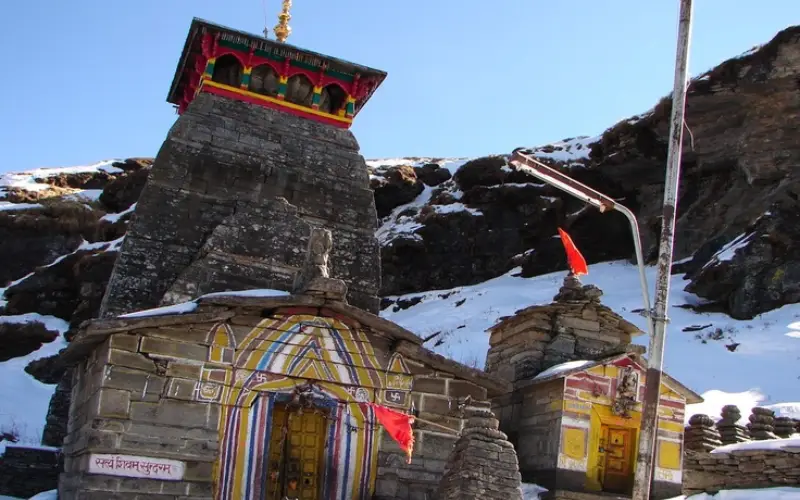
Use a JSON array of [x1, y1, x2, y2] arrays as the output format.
[[203, 80, 354, 124], [243, 67, 253, 75], [658, 420, 684, 433], [279, 75, 288, 84], [346, 96, 356, 103], [313, 86, 323, 93]]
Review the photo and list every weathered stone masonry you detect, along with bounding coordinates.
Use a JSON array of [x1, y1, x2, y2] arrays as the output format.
[[58, 290, 508, 499], [100, 93, 382, 319]]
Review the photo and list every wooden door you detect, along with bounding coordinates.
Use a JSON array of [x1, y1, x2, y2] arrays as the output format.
[[266, 405, 327, 500], [602, 426, 634, 494]]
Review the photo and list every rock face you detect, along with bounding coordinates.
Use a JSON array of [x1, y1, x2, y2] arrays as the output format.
[[589, 26, 800, 318], [436, 409, 523, 500], [100, 93, 382, 316]]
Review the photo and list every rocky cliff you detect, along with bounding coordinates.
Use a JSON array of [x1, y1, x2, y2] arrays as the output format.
[[1, 25, 799, 448]]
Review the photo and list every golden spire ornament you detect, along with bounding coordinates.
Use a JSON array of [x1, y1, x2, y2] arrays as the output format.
[[274, 0, 293, 43]]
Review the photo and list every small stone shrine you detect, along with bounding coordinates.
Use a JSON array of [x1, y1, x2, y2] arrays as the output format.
[[715, 405, 750, 445], [683, 414, 723, 452], [747, 407, 779, 440], [55, 228, 509, 499], [774, 416, 797, 438], [436, 409, 523, 500], [486, 275, 703, 499]]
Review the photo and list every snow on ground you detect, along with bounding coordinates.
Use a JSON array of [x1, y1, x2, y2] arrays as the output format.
[[0, 202, 44, 212], [668, 488, 800, 499], [101, 202, 137, 223], [381, 260, 800, 408], [0, 160, 121, 198], [0, 329, 68, 454], [521, 482, 548, 499], [711, 437, 800, 455], [523, 135, 600, 165]]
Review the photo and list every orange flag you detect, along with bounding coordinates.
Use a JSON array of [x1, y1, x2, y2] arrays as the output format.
[[369, 403, 415, 463], [558, 228, 589, 276]]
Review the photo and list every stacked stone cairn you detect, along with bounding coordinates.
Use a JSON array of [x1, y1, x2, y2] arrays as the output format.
[[715, 405, 750, 445], [684, 414, 722, 452], [436, 409, 523, 500], [747, 407, 779, 440], [773, 416, 797, 438]]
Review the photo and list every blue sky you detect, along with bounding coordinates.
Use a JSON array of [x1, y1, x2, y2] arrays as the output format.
[[1, 1, 798, 173]]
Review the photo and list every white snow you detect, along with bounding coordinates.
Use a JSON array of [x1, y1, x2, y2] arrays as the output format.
[[533, 360, 595, 381], [376, 185, 433, 246], [523, 135, 600, 164], [119, 301, 199, 319], [0, 331, 68, 454], [686, 389, 766, 424], [65, 189, 104, 203], [381, 260, 800, 407], [521, 482, 548, 499], [704, 232, 755, 267], [667, 487, 800, 500], [101, 202, 137, 223], [117, 289, 290, 319], [766, 402, 800, 421], [0, 202, 44, 212], [710, 437, 800, 455], [0, 160, 121, 198], [28, 491, 58, 500], [199, 289, 290, 299], [0, 313, 70, 335], [432, 202, 483, 216]]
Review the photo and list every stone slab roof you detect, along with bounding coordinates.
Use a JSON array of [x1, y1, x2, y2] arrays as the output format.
[[517, 352, 704, 404], [59, 291, 511, 397]]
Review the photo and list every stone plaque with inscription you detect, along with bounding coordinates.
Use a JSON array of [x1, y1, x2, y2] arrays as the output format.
[[88, 453, 186, 480]]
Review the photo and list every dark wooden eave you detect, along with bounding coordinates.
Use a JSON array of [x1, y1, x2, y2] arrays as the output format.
[[167, 17, 388, 106]]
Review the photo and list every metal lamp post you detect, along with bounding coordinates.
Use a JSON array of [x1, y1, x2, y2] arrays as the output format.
[[508, 151, 655, 338]]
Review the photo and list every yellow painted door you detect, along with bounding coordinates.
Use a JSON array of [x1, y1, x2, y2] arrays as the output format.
[[602, 426, 634, 494], [266, 405, 327, 500]]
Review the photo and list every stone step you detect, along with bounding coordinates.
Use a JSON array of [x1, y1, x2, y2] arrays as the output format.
[[543, 490, 631, 500]]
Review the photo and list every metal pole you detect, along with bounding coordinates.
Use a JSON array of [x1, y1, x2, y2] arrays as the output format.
[[631, 0, 693, 499], [613, 205, 655, 336]]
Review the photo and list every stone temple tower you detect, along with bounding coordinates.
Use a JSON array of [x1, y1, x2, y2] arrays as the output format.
[[99, 17, 386, 317]]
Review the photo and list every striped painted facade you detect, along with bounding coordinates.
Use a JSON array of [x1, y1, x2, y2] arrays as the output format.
[[206, 313, 411, 500]]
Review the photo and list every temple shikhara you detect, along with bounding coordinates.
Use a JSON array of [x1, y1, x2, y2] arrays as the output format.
[[52, 6, 709, 500]]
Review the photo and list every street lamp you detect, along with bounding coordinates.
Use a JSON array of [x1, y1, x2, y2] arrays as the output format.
[[508, 150, 655, 338]]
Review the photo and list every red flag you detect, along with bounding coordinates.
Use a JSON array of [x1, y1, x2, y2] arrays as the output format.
[[369, 403, 415, 463], [558, 228, 589, 276]]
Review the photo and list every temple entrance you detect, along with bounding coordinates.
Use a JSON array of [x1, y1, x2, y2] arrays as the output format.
[[600, 425, 635, 494], [266, 404, 328, 500]]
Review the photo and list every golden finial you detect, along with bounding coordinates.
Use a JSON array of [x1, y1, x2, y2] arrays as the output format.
[[274, 0, 293, 43]]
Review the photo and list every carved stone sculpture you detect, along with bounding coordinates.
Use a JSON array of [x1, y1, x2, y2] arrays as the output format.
[[293, 227, 348, 301]]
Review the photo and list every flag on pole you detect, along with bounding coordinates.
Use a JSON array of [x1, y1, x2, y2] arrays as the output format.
[[369, 403, 415, 463], [558, 228, 589, 276]]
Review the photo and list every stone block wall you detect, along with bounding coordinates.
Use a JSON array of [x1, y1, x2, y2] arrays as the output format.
[[0, 446, 62, 499], [485, 278, 641, 384], [59, 295, 507, 500], [100, 93, 382, 318], [374, 368, 493, 499], [59, 331, 220, 499], [494, 379, 564, 489], [683, 448, 800, 495]]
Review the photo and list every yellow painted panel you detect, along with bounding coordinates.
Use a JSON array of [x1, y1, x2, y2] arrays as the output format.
[[562, 427, 587, 460], [564, 400, 592, 414], [658, 440, 681, 470], [658, 420, 683, 433], [588, 366, 605, 376]]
